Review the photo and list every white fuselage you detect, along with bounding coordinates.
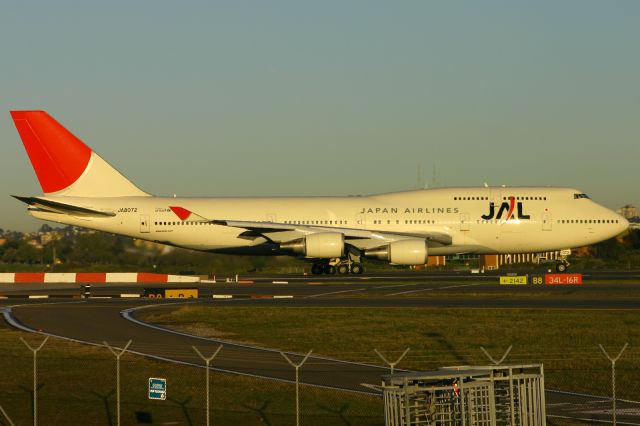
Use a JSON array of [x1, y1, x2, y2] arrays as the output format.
[[29, 186, 628, 256]]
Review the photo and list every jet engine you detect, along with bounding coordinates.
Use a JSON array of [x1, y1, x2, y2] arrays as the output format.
[[365, 239, 428, 265], [280, 232, 345, 258]]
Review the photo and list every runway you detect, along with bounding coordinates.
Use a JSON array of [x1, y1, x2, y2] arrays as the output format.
[[2, 271, 640, 309]]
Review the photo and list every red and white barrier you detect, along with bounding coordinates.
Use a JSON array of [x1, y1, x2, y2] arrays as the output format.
[[0, 273, 15, 283], [0, 272, 200, 284]]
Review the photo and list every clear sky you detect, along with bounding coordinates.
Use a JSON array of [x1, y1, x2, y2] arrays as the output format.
[[1, 1, 638, 231]]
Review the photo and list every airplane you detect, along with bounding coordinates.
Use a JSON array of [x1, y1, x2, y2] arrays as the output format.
[[10, 111, 629, 274]]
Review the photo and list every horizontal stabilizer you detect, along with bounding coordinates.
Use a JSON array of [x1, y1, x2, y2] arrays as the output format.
[[12, 195, 116, 217]]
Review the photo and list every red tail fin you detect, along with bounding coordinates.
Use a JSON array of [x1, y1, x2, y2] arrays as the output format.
[[11, 111, 92, 194]]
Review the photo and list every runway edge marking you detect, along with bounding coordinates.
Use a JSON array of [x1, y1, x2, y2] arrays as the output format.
[[304, 288, 366, 298], [386, 283, 482, 296]]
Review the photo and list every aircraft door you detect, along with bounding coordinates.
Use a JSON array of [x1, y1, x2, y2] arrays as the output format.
[[266, 213, 277, 223], [487, 188, 500, 239], [542, 212, 552, 231], [489, 188, 501, 204], [140, 215, 150, 233], [460, 213, 470, 231]]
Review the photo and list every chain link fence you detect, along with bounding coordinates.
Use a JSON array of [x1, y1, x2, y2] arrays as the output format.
[[2, 326, 640, 425], [0, 330, 380, 425]]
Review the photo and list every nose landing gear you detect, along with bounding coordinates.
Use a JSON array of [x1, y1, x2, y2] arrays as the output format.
[[556, 260, 570, 273]]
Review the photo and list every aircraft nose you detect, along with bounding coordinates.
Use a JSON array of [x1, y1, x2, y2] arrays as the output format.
[[619, 215, 630, 233]]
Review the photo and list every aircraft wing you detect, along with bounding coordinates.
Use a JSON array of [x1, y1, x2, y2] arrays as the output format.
[[212, 219, 452, 247]]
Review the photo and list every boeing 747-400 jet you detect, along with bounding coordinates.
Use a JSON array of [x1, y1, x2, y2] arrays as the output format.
[[10, 111, 629, 274]]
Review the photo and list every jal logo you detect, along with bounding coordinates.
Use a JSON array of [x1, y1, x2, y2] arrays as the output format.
[[481, 196, 531, 220]]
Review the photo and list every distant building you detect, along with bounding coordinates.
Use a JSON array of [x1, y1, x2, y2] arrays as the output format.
[[26, 239, 43, 250], [39, 231, 61, 245], [618, 205, 638, 220], [479, 251, 567, 270], [427, 255, 446, 266]]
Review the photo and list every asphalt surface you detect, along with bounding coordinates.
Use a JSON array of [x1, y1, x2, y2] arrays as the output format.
[[5, 300, 386, 392]]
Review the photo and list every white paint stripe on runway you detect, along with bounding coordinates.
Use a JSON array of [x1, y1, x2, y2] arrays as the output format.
[[373, 283, 420, 290], [387, 283, 481, 296], [305, 288, 366, 298]]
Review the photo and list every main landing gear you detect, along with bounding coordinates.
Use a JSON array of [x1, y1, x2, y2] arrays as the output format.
[[311, 257, 364, 275], [311, 260, 364, 275]]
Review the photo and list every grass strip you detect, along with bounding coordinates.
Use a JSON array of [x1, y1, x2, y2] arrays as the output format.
[[138, 305, 640, 401]]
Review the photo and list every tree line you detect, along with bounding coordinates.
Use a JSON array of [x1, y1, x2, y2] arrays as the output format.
[[1, 225, 638, 273]]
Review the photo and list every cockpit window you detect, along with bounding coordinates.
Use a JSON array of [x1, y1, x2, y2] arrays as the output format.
[[574, 193, 590, 199]]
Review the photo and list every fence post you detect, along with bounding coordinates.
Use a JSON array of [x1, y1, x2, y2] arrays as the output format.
[[374, 348, 410, 375], [481, 346, 514, 424], [480, 345, 512, 365], [599, 343, 628, 426], [0, 405, 16, 426], [20, 336, 48, 426], [104, 340, 132, 426], [193, 345, 223, 426], [281, 350, 313, 426]]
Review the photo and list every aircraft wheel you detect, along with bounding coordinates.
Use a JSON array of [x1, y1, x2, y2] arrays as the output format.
[[556, 262, 568, 273], [311, 263, 324, 275], [337, 264, 350, 275], [350, 263, 364, 274], [324, 264, 336, 275]]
